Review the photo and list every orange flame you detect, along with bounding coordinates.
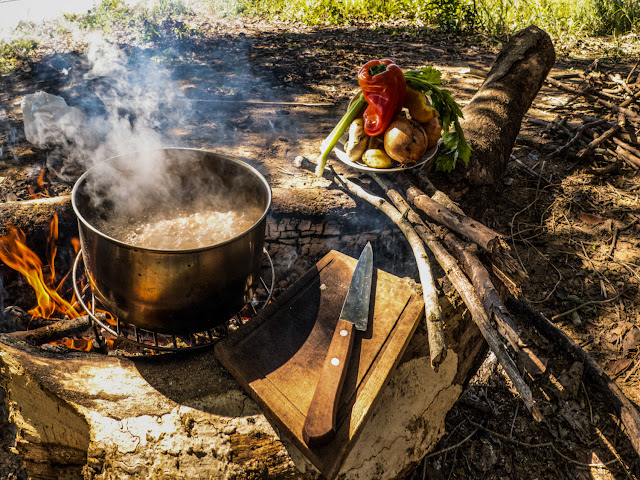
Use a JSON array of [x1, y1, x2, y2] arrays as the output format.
[[0, 215, 80, 320], [27, 168, 50, 199], [51, 337, 93, 351]]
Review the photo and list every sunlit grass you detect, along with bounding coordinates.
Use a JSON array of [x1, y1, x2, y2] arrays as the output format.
[[202, 0, 640, 40]]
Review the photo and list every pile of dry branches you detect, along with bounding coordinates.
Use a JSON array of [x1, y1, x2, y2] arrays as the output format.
[[294, 154, 640, 458], [541, 65, 640, 172]]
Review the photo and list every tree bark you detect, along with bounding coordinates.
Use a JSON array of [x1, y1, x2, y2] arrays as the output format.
[[456, 25, 556, 186], [0, 290, 484, 480]]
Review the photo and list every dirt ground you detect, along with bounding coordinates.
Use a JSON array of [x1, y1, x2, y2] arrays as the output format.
[[1, 10, 640, 479]]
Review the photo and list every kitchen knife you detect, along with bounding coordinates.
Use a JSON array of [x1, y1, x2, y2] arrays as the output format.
[[302, 242, 373, 447]]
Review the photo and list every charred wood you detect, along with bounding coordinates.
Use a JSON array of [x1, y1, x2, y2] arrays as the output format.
[[506, 298, 640, 458], [6, 315, 98, 345], [0, 195, 76, 260]]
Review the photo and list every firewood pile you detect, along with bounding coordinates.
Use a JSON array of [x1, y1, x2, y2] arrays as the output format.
[[540, 65, 640, 171], [290, 38, 640, 460]]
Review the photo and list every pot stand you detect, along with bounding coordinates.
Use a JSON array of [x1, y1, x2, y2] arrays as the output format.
[[71, 248, 275, 352]]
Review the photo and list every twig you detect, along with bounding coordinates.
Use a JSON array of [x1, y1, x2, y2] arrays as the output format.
[[607, 224, 619, 258], [577, 122, 621, 158], [371, 174, 541, 421], [612, 137, 640, 157], [293, 156, 446, 368], [550, 293, 621, 322], [615, 147, 640, 169], [424, 427, 479, 459], [7, 315, 95, 345], [594, 426, 638, 480], [546, 76, 640, 123], [506, 298, 640, 458], [550, 118, 609, 157], [510, 154, 552, 185], [399, 179, 527, 288], [468, 420, 620, 469]]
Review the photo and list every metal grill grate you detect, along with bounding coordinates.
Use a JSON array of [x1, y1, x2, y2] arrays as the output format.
[[72, 248, 275, 352]]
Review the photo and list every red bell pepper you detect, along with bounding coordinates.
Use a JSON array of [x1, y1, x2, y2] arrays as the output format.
[[357, 59, 406, 137]]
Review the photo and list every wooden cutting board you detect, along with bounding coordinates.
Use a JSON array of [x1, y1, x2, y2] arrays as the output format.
[[214, 250, 424, 479]]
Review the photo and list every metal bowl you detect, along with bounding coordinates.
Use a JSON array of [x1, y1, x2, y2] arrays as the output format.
[[71, 148, 271, 334]]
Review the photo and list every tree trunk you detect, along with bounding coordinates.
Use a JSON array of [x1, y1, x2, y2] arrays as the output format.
[[0, 289, 484, 480], [457, 25, 556, 186]]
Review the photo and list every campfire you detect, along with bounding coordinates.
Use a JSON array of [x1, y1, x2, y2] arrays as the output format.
[[1, 23, 639, 480], [0, 213, 108, 351]]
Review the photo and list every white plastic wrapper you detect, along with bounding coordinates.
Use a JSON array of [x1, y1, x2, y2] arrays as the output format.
[[21, 91, 86, 148]]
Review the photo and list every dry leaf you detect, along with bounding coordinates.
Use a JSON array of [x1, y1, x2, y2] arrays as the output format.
[[606, 357, 633, 375], [623, 327, 640, 355], [577, 211, 604, 225]]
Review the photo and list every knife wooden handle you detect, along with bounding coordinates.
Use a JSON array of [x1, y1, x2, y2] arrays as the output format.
[[302, 318, 355, 447]]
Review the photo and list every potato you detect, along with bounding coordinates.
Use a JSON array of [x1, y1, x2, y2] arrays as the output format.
[[344, 118, 368, 161], [422, 117, 442, 149], [383, 117, 428, 165], [362, 149, 394, 169]]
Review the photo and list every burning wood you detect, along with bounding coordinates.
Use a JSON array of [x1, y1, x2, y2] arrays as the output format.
[[0, 214, 113, 352], [0, 217, 80, 320]]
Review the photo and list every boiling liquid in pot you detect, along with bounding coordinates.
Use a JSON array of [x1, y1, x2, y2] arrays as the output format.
[[100, 205, 264, 250]]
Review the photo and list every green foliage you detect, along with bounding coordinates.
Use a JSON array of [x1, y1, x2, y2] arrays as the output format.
[[218, 0, 477, 30], [66, 0, 135, 31], [64, 0, 201, 41], [576, 0, 640, 35], [0, 38, 38, 73], [404, 67, 471, 172], [472, 0, 640, 38], [208, 0, 639, 40]]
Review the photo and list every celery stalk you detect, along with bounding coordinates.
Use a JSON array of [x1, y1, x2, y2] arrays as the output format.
[[315, 92, 366, 177]]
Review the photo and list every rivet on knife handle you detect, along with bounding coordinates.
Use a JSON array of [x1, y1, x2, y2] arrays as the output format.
[[302, 318, 355, 447]]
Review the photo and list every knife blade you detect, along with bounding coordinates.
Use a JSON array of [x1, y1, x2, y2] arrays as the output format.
[[302, 242, 373, 447]]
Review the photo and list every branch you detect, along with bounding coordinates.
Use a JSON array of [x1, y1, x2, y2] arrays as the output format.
[[397, 177, 527, 294], [293, 156, 446, 369], [7, 315, 95, 345], [506, 298, 640, 457], [371, 174, 541, 420]]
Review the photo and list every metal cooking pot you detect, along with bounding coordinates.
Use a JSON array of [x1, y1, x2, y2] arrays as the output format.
[[71, 148, 271, 334]]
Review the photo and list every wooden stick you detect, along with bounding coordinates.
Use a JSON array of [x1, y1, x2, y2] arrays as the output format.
[[7, 315, 96, 345], [615, 146, 640, 169], [371, 174, 541, 420], [577, 122, 621, 158], [506, 298, 640, 457], [293, 156, 446, 368], [407, 188, 546, 375], [400, 181, 527, 290], [551, 118, 609, 157], [612, 136, 640, 158], [546, 76, 640, 123]]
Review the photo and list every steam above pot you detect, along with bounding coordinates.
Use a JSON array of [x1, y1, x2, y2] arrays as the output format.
[[71, 148, 272, 334]]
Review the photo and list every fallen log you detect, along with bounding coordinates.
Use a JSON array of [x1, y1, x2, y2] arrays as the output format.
[[506, 298, 640, 458], [455, 25, 556, 186]]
